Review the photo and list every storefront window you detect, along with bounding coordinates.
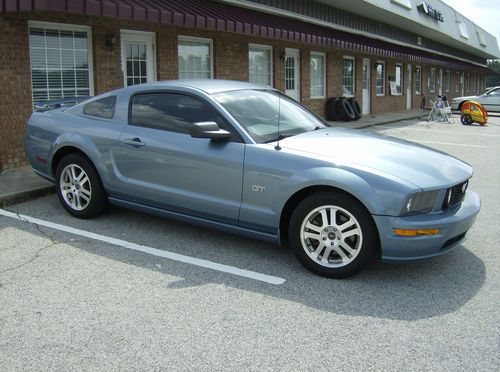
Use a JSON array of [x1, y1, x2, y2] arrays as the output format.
[[376, 62, 385, 96], [445, 70, 451, 92], [310, 52, 326, 98], [343, 57, 355, 97], [429, 68, 436, 93], [395, 63, 403, 95], [249, 44, 272, 86], [28, 21, 92, 105], [415, 66, 421, 95], [178, 36, 213, 79]]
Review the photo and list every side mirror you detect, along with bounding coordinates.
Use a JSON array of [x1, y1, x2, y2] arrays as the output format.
[[190, 121, 232, 140]]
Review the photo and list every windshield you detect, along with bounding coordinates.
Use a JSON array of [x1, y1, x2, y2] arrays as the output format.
[[213, 90, 326, 143]]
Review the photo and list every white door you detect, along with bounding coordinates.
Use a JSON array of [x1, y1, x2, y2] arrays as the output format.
[[362, 58, 370, 115], [407, 64, 412, 110], [285, 48, 300, 101], [438, 69, 443, 95], [121, 30, 156, 87]]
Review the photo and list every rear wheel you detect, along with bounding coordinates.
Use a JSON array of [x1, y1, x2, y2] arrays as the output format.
[[55, 154, 107, 218], [289, 192, 378, 278]]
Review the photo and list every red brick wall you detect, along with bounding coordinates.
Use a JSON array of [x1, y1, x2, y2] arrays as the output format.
[[0, 11, 487, 170], [0, 15, 32, 170]]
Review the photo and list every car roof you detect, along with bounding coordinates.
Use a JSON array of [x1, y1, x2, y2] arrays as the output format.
[[126, 79, 274, 95]]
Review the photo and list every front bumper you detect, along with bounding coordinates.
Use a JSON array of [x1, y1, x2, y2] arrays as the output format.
[[450, 102, 460, 110], [373, 190, 480, 262]]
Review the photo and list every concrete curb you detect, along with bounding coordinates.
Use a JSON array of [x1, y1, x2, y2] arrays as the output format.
[[355, 114, 422, 129], [0, 185, 55, 208]]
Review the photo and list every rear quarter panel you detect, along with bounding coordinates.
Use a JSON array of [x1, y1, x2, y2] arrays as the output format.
[[25, 109, 126, 193]]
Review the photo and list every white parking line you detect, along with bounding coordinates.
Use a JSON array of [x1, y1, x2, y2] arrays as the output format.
[[414, 140, 487, 148], [0, 208, 286, 285], [377, 125, 500, 138]]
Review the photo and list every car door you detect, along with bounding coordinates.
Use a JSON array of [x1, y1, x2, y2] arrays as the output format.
[[481, 88, 500, 112], [112, 91, 245, 224]]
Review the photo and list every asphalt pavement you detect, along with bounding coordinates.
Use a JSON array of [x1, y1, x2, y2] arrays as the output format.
[[0, 114, 499, 370]]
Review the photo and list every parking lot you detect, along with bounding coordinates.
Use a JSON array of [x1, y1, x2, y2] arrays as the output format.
[[1, 115, 499, 370]]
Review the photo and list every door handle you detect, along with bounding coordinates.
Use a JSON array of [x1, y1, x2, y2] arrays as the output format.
[[123, 137, 145, 147]]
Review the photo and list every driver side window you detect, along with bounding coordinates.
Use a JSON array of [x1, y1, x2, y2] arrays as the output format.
[[130, 92, 234, 137]]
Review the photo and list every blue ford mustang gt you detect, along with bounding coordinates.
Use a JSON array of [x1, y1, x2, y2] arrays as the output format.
[[24, 80, 480, 278]]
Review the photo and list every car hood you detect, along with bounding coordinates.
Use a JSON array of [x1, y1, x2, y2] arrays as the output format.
[[452, 95, 480, 102], [277, 128, 472, 189]]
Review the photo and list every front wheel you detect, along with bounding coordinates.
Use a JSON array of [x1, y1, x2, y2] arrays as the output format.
[[289, 192, 378, 278], [55, 154, 107, 219], [460, 114, 473, 125]]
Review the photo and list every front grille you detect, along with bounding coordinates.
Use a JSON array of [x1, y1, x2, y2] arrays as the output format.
[[442, 181, 468, 210]]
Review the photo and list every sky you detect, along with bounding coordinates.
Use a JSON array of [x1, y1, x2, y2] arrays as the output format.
[[441, 0, 500, 48]]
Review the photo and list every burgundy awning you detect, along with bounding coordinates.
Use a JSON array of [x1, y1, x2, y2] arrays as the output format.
[[1, 0, 493, 74]]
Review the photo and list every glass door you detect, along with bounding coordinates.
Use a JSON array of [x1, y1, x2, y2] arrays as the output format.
[[284, 48, 300, 101], [120, 30, 156, 87]]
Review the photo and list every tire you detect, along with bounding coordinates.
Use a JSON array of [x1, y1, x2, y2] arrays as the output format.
[[289, 192, 378, 278], [325, 97, 340, 121], [460, 114, 472, 125], [336, 98, 356, 122], [348, 98, 362, 120], [55, 154, 107, 219]]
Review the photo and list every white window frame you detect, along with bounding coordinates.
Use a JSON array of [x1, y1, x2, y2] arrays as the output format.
[[456, 72, 460, 92], [376, 61, 385, 96], [390, 0, 412, 10], [343, 56, 355, 98], [248, 43, 273, 87], [429, 67, 436, 93], [28, 20, 94, 105], [415, 66, 421, 95], [458, 21, 469, 39], [477, 31, 487, 47], [178, 35, 214, 79], [310, 51, 326, 99], [394, 63, 403, 96]]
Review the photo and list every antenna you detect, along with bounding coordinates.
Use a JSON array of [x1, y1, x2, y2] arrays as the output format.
[[275, 93, 282, 151]]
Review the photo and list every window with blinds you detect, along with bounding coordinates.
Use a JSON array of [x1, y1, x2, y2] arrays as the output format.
[[178, 36, 213, 79], [343, 57, 355, 97], [249, 44, 273, 86], [28, 22, 92, 106], [310, 52, 325, 98]]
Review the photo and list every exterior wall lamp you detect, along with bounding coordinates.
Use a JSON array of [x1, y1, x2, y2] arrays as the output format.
[[105, 33, 116, 51]]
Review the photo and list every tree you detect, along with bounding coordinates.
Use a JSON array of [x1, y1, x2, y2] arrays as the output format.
[[486, 59, 500, 87]]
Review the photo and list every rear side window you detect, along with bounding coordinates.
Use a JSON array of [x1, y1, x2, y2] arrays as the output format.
[[83, 96, 116, 119], [130, 92, 229, 135]]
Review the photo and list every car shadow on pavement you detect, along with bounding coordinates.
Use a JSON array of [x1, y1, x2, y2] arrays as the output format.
[[2, 209, 486, 322]]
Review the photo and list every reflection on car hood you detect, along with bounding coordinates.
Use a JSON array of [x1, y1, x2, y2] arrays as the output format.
[[277, 128, 472, 189], [452, 95, 479, 102]]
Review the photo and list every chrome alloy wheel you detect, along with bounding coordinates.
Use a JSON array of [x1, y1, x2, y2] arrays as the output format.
[[59, 164, 92, 211], [300, 205, 363, 268]]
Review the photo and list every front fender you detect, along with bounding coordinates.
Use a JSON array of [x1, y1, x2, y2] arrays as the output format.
[[274, 166, 412, 217]]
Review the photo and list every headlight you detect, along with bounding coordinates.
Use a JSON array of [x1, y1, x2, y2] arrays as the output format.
[[402, 190, 439, 216]]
